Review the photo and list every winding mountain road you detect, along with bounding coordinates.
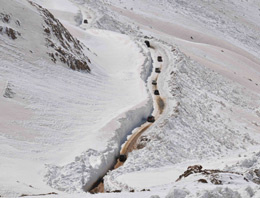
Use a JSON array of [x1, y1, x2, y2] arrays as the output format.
[[90, 41, 165, 193]]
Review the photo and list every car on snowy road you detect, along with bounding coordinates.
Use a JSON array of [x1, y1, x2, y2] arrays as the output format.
[[157, 56, 162, 62], [119, 154, 127, 162], [147, 116, 155, 123], [155, 68, 161, 73], [154, 90, 160, 95]]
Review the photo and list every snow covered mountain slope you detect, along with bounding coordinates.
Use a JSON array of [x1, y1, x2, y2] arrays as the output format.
[[1, 0, 260, 197], [68, 0, 260, 197], [0, 0, 90, 71], [0, 0, 152, 197], [107, 41, 260, 196]]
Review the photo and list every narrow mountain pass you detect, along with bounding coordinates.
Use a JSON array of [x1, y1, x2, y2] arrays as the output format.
[[89, 42, 166, 194]]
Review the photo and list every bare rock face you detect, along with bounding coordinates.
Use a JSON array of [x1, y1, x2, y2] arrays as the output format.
[[0, 13, 21, 40], [176, 165, 203, 181], [28, 1, 91, 72]]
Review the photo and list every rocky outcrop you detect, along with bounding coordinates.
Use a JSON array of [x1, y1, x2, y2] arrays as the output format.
[[176, 165, 246, 185], [3, 82, 15, 98], [28, 1, 91, 72], [0, 13, 21, 40]]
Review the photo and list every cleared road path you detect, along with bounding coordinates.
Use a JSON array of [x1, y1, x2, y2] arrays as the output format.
[[90, 43, 165, 193]]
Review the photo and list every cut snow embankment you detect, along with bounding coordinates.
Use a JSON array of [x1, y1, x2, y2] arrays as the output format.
[[103, 40, 177, 192], [44, 29, 154, 193]]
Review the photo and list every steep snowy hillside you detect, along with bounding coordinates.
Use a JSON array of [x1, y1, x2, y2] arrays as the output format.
[[1, 0, 260, 197], [0, 0, 152, 197], [0, 0, 90, 71], [68, 0, 260, 197]]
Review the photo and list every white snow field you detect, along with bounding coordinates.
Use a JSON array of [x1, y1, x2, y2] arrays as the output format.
[[0, 0, 152, 196], [1, 0, 260, 197]]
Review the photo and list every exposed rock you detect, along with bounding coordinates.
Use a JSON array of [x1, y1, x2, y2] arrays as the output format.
[[176, 165, 203, 181], [28, 1, 91, 72], [0, 13, 21, 40], [3, 82, 15, 98], [15, 20, 20, 26], [110, 190, 121, 193], [176, 165, 243, 186], [210, 177, 223, 185], [5, 27, 20, 40], [0, 13, 10, 23], [198, 178, 208, 183]]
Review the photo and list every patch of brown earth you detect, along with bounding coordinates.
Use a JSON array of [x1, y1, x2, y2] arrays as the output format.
[[176, 165, 246, 185], [156, 96, 165, 114]]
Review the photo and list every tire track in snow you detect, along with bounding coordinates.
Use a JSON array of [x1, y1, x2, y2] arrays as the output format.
[[89, 41, 165, 194]]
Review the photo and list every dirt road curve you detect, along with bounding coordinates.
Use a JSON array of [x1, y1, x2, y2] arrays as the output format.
[[121, 123, 151, 154], [89, 94, 165, 193], [113, 123, 152, 170], [89, 45, 165, 194]]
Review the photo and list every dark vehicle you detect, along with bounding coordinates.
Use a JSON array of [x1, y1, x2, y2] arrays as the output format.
[[144, 40, 150, 47], [83, 19, 88, 24], [154, 90, 160, 95], [119, 154, 127, 162], [152, 80, 157, 85], [155, 68, 161, 73], [157, 56, 163, 62], [147, 116, 155, 123]]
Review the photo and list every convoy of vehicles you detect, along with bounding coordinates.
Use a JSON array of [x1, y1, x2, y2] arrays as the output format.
[[119, 41, 163, 163]]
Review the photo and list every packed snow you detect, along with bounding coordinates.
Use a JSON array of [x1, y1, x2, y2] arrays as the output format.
[[0, 0, 260, 197], [0, 0, 152, 196]]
